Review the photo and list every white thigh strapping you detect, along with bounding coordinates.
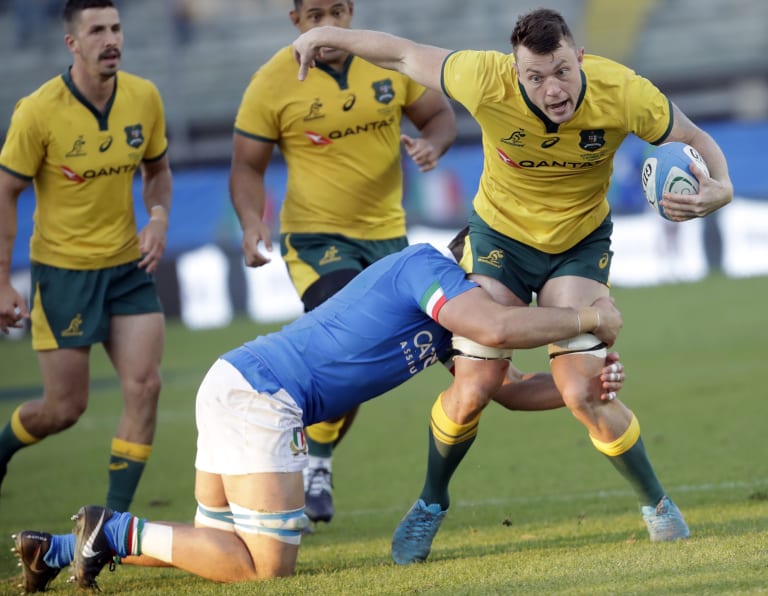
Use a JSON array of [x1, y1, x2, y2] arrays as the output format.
[[195, 359, 308, 475], [547, 333, 607, 359]]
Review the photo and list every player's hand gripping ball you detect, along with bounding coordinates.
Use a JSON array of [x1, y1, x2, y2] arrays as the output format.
[[641, 142, 709, 220]]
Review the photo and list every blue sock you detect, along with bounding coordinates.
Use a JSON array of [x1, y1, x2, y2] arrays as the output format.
[[43, 534, 75, 569], [105, 510, 143, 557]]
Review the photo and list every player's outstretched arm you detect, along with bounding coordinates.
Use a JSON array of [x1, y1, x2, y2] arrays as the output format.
[[293, 26, 450, 92]]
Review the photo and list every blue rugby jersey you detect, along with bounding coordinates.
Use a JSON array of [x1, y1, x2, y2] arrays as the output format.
[[220, 244, 478, 424]]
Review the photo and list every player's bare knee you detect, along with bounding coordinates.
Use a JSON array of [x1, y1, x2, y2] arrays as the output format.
[[48, 399, 87, 429]]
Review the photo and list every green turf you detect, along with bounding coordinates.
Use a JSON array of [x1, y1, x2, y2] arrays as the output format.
[[1, 274, 767, 594]]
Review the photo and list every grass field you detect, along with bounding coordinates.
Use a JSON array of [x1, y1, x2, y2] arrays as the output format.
[[1, 273, 767, 595]]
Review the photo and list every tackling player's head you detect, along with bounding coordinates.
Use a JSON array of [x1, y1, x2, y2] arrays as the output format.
[[510, 8, 584, 125], [63, 0, 122, 81]]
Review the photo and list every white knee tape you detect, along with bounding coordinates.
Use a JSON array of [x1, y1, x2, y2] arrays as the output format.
[[452, 335, 514, 360], [547, 333, 607, 359], [230, 502, 310, 545], [195, 504, 235, 532]]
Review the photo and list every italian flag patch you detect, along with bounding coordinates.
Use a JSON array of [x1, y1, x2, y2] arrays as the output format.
[[420, 281, 447, 320]]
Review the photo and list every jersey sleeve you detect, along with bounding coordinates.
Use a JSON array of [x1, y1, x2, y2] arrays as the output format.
[[441, 50, 506, 115], [403, 73, 428, 106], [624, 72, 673, 145], [397, 247, 478, 322], [143, 82, 169, 161], [0, 97, 45, 180], [234, 69, 280, 142]]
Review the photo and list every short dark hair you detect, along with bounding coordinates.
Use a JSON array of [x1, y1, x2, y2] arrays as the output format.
[[447, 226, 469, 262], [63, 0, 116, 25], [293, 0, 352, 10], [510, 8, 574, 54]]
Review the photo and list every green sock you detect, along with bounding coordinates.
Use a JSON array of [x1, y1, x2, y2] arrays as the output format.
[[107, 456, 148, 511], [604, 436, 665, 507], [419, 426, 477, 510], [307, 436, 333, 458], [106, 439, 152, 511], [0, 421, 27, 467], [0, 406, 40, 473]]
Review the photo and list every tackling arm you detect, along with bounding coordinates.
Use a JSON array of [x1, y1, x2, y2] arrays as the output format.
[[438, 288, 622, 349], [492, 352, 625, 411]]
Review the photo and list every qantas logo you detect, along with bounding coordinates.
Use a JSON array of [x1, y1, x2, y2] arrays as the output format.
[[496, 148, 521, 168], [495, 148, 599, 170], [61, 164, 138, 181], [60, 166, 85, 183], [305, 131, 332, 146]]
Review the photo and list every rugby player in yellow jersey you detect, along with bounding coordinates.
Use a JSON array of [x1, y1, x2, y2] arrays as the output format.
[[293, 7, 733, 559], [0, 0, 172, 515], [230, 0, 456, 526]]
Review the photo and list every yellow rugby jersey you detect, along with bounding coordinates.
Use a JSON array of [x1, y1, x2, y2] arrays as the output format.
[[0, 69, 168, 269], [442, 50, 672, 253], [235, 46, 426, 239]]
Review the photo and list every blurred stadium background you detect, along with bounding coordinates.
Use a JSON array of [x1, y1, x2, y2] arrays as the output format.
[[2, 0, 767, 329]]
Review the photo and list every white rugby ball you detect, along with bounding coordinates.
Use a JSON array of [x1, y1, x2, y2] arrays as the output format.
[[641, 142, 709, 219]]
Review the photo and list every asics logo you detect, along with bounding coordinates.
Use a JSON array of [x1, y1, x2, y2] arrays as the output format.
[[81, 510, 107, 558]]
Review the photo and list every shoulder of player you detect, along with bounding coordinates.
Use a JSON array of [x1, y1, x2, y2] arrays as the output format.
[[447, 49, 510, 70], [116, 71, 162, 94], [247, 46, 302, 87], [258, 45, 299, 74], [582, 54, 639, 80]]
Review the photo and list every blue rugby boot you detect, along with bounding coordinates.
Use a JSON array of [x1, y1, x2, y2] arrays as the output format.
[[391, 499, 447, 565], [641, 496, 690, 542]]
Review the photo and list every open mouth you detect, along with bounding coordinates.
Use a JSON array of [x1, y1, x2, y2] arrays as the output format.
[[549, 100, 568, 111]]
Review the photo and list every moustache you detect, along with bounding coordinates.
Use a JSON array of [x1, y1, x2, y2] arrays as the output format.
[[100, 50, 121, 60]]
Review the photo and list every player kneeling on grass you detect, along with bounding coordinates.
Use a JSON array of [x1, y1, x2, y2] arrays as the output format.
[[13, 237, 624, 589]]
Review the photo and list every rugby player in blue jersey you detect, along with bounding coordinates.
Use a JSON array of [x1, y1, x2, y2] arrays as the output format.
[[13, 234, 623, 589]]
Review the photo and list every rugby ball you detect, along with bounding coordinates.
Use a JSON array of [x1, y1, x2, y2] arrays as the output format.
[[641, 142, 709, 219]]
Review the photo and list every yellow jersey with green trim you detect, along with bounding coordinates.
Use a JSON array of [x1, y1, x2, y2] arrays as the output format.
[[442, 51, 672, 253], [0, 69, 168, 269], [235, 46, 426, 240]]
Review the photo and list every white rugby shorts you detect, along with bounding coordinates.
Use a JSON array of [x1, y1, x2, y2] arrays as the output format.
[[194, 359, 308, 475]]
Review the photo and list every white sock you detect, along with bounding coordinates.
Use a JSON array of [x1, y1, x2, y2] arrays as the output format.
[[140, 523, 174, 563]]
